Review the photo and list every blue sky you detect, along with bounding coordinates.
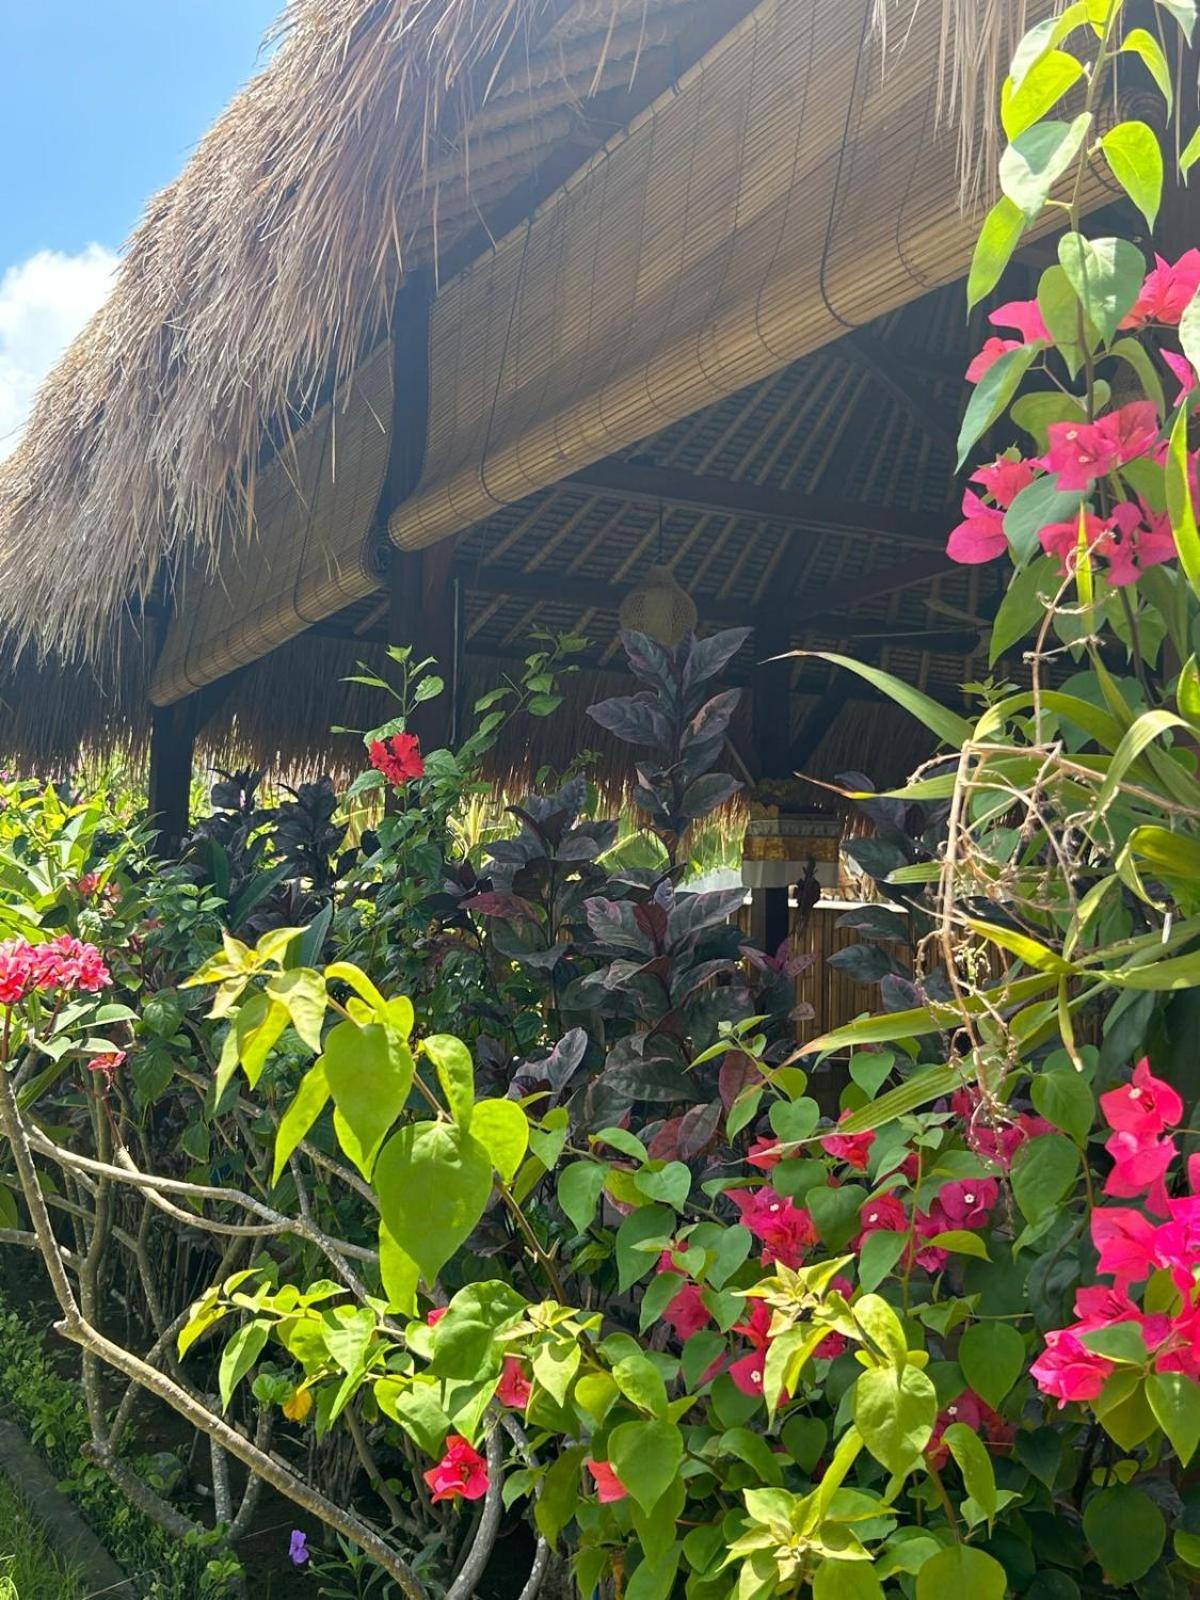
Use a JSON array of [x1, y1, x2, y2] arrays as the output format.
[[0, 0, 281, 453]]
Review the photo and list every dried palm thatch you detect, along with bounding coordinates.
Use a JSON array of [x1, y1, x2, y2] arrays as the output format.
[[872, 0, 1035, 203], [0, 0, 1036, 691]]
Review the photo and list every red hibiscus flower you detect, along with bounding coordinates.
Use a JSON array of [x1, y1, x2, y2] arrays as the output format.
[[423, 1436, 489, 1503], [86, 1050, 126, 1089], [369, 732, 425, 786]]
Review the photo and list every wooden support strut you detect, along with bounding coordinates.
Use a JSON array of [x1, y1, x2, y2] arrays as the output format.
[[376, 270, 462, 749]]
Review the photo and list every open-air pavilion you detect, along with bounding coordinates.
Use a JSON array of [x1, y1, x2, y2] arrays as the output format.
[[0, 0, 1131, 976]]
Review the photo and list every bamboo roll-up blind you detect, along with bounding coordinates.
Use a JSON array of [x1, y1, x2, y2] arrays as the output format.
[[149, 342, 393, 706], [389, 0, 1103, 554]]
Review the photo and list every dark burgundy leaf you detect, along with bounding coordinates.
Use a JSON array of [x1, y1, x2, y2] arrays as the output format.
[[634, 900, 669, 948], [586, 694, 674, 748], [684, 688, 741, 747], [681, 627, 752, 703], [674, 1100, 722, 1160], [880, 973, 923, 1012], [680, 773, 742, 821], [667, 888, 746, 948], [619, 630, 678, 697], [469, 891, 539, 920], [604, 1062, 700, 1103], [719, 1051, 761, 1111], [841, 837, 909, 883], [835, 905, 910, 943], [584, 897, 654, 955], [826, 943, 906, 984]]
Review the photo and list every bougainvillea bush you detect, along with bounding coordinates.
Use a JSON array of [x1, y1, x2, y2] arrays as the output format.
[[7, 2, 1200, 1597]]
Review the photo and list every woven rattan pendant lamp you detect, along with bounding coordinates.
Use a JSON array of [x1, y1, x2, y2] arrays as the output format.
[[618, 505, 698, 646]]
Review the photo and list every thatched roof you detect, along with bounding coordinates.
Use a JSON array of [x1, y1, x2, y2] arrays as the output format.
[[0, 0, 1033, 673]]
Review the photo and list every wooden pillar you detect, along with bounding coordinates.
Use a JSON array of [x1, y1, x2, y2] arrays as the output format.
[[389, 540, 461, 748], [750, 614, 793, 953], [146, 698, 197, 856]]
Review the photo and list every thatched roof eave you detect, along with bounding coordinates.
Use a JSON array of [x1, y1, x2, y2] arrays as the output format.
[[0, 0, 1032, 679]]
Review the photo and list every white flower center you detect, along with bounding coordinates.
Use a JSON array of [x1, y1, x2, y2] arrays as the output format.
[[964, 1192, 975, 1204]]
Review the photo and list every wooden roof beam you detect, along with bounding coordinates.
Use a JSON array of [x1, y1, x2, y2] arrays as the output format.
[[841, 332, 961, 456], [563, 460, 953, 548], [452, 549, 954, 626]]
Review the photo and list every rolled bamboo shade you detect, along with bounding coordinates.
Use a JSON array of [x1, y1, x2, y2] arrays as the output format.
[[150, 342, 393, 706], [388, 0, 1099, 554]]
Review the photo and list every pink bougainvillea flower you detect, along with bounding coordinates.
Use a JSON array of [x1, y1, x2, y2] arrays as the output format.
[[926, 1177, 999, 1233], [992, 298, 1052, 344], [729, 1350, 767, 1397], [746, 1136, 784, 1172], [855, 1193, 908, 1247], [369, 731, 425, 786], [663, 1281, 712, 1341], [586, 1459, 628, 1503], [907, 1211, 949, 1275], [1074, 1282, 1147, 1329], [424, 1436, 489, 1503], [925, 1390, 1012, 1469], [970, 454, 1038, 510], [426, 1306, 449, 1327], [820, 1112, 876, 1172], [965, 300, 1050, 382], [1091, 1207, 1163, 1288], [1103, 1127, 1177, 1213], [1100, 1058, 1182, 1137], [496, 1357, 532, 1410], [728, 1188, 817, 1270], [952, 1088, 1054, 1170], [1156, 1301, 1200, 1380], [965, 336, 1021, 384], [1043, 401, 1159, 490], [1121, 250, 1200, 327], [1030, 1328, 1115, 1406], [1162, 348, 1197, 406], [947, 489, 1008, 565], [733, 1298, 773, 1352], [1152, 1195, 1200, 1288]]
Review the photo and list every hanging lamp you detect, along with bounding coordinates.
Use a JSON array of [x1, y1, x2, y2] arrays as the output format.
[[618, 503, 698, 646]]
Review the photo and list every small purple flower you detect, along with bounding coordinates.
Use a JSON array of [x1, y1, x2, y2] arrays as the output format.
[[289, 1530, 310, 1567]]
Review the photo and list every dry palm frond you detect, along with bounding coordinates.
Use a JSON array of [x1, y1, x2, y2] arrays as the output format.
[[871, 0, 1033, 202]]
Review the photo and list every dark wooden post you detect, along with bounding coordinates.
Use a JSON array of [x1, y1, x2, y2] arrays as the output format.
[[389, 540, 461, 748], [375, 268, 462, 748], [749, 614, 793, 953], [146, 698, 198, 856]]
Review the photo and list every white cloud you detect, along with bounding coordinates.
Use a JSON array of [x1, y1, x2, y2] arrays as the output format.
[[0, 245, 118, 460]]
